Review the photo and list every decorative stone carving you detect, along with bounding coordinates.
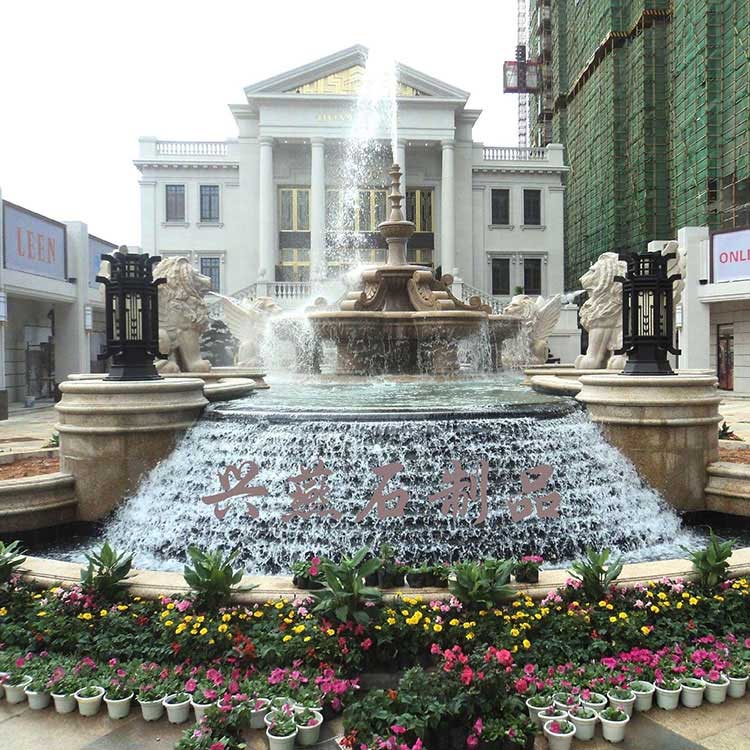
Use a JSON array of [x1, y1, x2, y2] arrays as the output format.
[[219, 295, 283, 368], [153, 256, 212, 373], [502, 294, 563, 364], [662, 239, 687, 307], [574, 252, 627, 370]]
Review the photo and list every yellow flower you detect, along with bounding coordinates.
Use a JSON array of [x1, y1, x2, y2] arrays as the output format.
[[222, 613, 231, 622], [0, 607, 7, 616], [433, 624, 443, 632], [293, 624, 305, 634], [117, 604, 128, 611], [199, 627, 208, 636], [387, 617, 396, 625], [175, 624, 186, 634], [510, 628, 520, 637], [465, 632, 475, 640], [676, 601, 684, 609], [449, 618, 459, 626], [522, 639, 531, 649], [598, 600, 608, 607], [689, 597, 698, 606], [609, 616, 617, 623], [37, 611, 47, 617], [166, 602, 175, 610], [618, 612, 628, 620], [326, 628, 335, 636], [253, 611, 264, 618], [218, 624, 228, 633], [100, 609, 108, 617], [650, 605, 660, 614], [606, 604, 614, 610], [304, 636, 311, 642], [184, 615, 193, 622], [196, 616, 205, 623], [165, 620, 174, 627], [282, 635, 292, 642], [641, 626, 650, 636]]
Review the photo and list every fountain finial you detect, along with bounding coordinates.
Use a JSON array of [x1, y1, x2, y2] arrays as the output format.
[[378, 162, 415, 266]]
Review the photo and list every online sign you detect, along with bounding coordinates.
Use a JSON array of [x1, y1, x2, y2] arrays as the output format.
[[199, 461, 561, 525]]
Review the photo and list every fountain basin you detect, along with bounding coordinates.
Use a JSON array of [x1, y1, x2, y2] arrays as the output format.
[[308, 309, 488, 375]]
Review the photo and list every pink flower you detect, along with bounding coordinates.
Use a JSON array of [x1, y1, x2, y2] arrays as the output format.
[[391, 725, 406, 735], [362, 638, 373, 651], [473, 718, 483, 735], [185, 678, 198, 693], [514, 678, 529, 693], [466, 735, 478, 749], [210, 743, 225, 750], [176, 600, 191, 612]]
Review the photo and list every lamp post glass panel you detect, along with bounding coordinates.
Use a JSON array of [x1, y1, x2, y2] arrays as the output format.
[[96, 248, 165, 381], [615, 251, 681, 376]]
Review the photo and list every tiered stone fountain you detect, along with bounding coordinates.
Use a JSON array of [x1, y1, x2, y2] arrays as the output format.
[[308, 164, 519, 375]]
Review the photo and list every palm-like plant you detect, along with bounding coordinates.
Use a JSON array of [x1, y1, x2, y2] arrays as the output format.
[[568, 548, 623, 601], [312, 547, 382, 624], [183, 546, 253, 608], [80, 542, 132, 601], [449, 559, 514, 609], [0, 540, 26, 588], [681, 529, 735, 589]]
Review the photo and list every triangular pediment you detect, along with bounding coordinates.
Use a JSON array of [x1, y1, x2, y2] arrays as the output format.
[[244, 45, 468, 101]]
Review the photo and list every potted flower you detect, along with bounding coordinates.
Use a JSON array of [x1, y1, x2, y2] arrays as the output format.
[[187, 678, 220, 722], [429, 563, 451, 588], [74, 685, 105, 717], [580, 689, 607, 712], [568, 705, 597, 741], [542, 719, 576, 750], [405, 565, 429, 588], [500, 715, 536, 750], [270, 695, 295, 711], [654, 676, 682, 710], [537, 706, 568, 727], [292, 556, 324, 590], [599, 706, 629, 743], [728, 663, 749, 699], [552, 691, 580, 711], [607, 687, 636, 716], [3, 668, 32, 704], [294, 684, 324, 713], [525, 693, 553, 727], [24, 672, 52, 711], [250, 696, 271, 729], [266, 706, 298, 750], [629, 680, 655, 712], [295, 707, 323, 746], [163, 691, 191, 723], [49, 667, 79, 714], [703, 670, 730, 704], [137, 682, 167, 721], [680, 677, 706, 708], [104, 679, 133, 720], [513, 555, 543, 584], [376, 545, 404, 588]]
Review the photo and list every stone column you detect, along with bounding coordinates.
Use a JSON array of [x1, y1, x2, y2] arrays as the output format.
[[576, 374, 721, 511], [396, 140, 406, 197], [440, 140, 456, 276], [56, 221, 90, 383], [310, 137, 326, 281], [679, 226, 711, 371], [258, 136, 275, 281]]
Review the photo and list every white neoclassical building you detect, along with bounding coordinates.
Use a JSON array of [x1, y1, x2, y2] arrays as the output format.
[[136, 45, 568, 315]]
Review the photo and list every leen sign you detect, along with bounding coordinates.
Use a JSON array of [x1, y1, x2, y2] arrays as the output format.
[[712, 227, 750, 283], [3, 201, 67, 280]]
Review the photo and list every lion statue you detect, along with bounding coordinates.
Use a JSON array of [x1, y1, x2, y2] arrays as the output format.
[[153, 256, 212, 373], [575, 251, 627, 370], [218, 295, 283, 368], [502, 294, 563, 364]]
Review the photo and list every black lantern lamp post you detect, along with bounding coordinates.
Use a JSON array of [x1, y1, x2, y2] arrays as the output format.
[[615, 251, 681, 376], [96, 247, 165, 381]]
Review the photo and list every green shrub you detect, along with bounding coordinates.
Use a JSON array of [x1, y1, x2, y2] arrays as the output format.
[[449, 559, 514, 609], [682, 529, 735, 589], [0, 540, 26, 588], [568, 548, 623, 601], [312, 547, 382, 624], [80, 542, 132, 601], [183, 546, 253, 609]]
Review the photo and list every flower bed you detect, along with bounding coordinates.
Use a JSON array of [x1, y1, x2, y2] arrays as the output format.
[[1, 546, 749, 749]]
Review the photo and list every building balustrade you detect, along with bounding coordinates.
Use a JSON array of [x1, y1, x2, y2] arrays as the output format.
[[482, 146, 548, 162], [156, 141, 229, 156]]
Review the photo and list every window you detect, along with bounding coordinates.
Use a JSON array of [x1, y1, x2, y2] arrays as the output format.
[[405, 190, 433, 232], [165, 185, 185, 222], [491, 189, 510, 225], [279, 248, 310, 281], [279, 189, 310, 231], [491, 258, 510, 295], [406, 247, 434, 267], [200, 185, 220, 223], [325, 189, 389, 232], [523, 189, 541, 225], [200, 257, 221, 292], [524, 258, 542, 295]]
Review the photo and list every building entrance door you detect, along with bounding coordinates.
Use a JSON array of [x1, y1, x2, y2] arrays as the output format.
[[718, 323, 734, 391]]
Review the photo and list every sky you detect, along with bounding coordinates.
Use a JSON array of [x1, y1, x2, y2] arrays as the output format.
[[0, 1, 519, 246]]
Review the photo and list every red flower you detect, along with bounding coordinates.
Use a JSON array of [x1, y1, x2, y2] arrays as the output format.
[[361, 638, 373, 651], [171, 642, 181, 654]]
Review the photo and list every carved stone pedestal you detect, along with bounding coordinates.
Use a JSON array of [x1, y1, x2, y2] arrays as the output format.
[[576, 374, 721, 511], [56, 378, 207, 520]]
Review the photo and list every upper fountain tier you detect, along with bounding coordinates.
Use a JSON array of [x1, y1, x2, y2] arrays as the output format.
[[308, 164, 520, 375]]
